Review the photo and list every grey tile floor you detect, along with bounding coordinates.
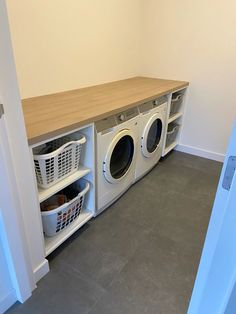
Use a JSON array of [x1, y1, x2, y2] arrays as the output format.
[[7, 151, 222, 314]]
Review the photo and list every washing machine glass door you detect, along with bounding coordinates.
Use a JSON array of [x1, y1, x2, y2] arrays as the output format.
[[104, 129, 135, 183], [142, 113, 163, 158]]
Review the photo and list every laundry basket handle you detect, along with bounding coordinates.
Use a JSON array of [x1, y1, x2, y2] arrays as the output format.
[[172, 94, 183, 102], [67, 181, 90, 205], [79, 181, 90, 197], [169, 125, 179, 134], [34, 135, 86, 158], [56, 136, 86, 153]]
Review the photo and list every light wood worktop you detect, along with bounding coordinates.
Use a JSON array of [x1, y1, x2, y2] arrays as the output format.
[[22, 77, 189, 145]]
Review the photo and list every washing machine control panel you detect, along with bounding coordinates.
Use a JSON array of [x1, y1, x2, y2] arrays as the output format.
[[115, 107, 139, 124]]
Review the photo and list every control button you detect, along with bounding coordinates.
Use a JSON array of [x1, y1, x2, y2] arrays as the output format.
[[118, 114, 125, 121]]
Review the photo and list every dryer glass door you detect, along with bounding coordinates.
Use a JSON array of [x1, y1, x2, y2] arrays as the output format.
[[110, 135, 134, 179], [104, 129, 135, 183], [146, 118, 163, 154]]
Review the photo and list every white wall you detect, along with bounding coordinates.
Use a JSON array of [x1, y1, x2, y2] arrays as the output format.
[[141, 0, 236, 160], [6, 0, 142, 98], [6, 0, 236, 158]]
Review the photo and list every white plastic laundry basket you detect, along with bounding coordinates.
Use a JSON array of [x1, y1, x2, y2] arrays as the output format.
[[170, 93, 184, 116], [33, 134, 86, 188], [41, 179, 90, 237], [166, 123, 180, 147]]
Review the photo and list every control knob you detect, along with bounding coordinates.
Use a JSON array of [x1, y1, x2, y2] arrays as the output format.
[[118, 114, 125, 121]]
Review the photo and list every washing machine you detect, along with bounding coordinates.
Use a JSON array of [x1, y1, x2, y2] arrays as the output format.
[[95, 107, 139, 215], [135, 96, 167, 181]]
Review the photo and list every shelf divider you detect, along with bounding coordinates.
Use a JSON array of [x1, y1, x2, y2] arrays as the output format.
[[38, 166, 91, 203], [168, 112, 182, 124]]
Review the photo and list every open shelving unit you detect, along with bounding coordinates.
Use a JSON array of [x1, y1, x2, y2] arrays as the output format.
[[162, 88, 187, 157], [30, 124, 95, 257]]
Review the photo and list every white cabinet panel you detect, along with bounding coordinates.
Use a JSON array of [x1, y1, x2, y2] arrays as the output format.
[[0, 220, 16, 313]]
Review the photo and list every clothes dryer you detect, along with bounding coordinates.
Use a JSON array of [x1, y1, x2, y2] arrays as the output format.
[[135, 96, 167, 181]]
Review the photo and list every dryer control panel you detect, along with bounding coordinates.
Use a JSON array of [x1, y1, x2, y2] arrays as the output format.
[[115, 107, 139, 125], [139, 95, 168, 113], [154, 95, 168, 107]]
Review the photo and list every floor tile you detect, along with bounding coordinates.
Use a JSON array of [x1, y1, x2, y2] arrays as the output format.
[[161, 151, 222, 177], [183, 170, 219, 206], [101, 182, 166, 229], [50, 236, 127, 290], [7, 259, 105, 314], [89, 234, 195, 314], [48, 213, 152, 290], [150, 191, 211, 250], [7, 152, 223, 314]]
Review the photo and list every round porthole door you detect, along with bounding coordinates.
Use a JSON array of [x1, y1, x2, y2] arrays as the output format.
[[142, 113, 163, 158], [103, 129, 135, 183]]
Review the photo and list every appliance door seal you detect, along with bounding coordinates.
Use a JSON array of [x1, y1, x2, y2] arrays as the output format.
[[103, 129, 135, 184], [141, 113, 163, 158]]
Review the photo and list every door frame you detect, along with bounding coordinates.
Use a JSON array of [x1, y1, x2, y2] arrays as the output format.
[[0, 0, 48, 307], [188, 121, 236, 313], [0, 114, 33, 304]]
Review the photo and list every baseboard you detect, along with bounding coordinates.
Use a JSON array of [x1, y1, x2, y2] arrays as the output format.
[[1, 260, 49, 312], [0, 290, 17, 313], [176, 144, 225, 162], [33, 259, 49, 284]]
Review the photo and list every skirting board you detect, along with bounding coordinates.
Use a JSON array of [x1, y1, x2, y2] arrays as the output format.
[[33, 259, 49, 284], [176, 144, 225, 162], [0, 290, 17, 313]]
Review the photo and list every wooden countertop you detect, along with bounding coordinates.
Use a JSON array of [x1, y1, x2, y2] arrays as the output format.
[[22, 76, 189, 145]]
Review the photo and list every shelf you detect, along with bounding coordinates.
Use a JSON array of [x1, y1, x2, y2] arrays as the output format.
[[44, 210, 93, 256], [164, 141, 178, 156], [168, 112, 182, 124], [38, 166, 91, 203]]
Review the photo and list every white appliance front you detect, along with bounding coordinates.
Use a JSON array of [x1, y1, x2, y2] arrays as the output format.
[[135, 98, 167, 181], [95, 108, 139, 215]]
